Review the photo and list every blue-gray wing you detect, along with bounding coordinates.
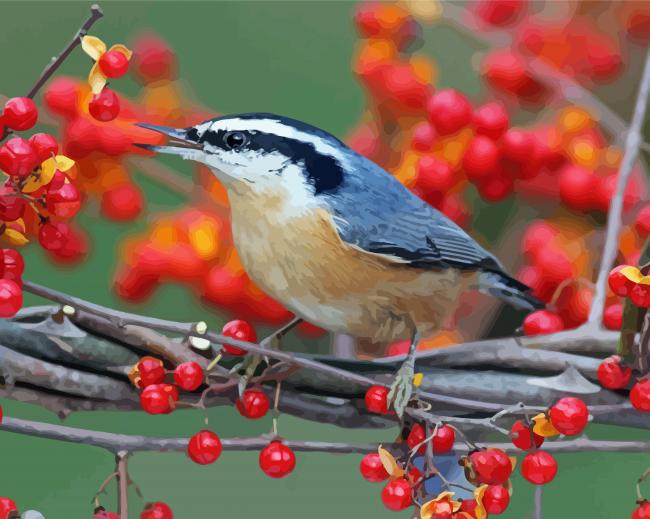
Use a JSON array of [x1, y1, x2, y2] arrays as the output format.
[[328, 151, 502, 272]]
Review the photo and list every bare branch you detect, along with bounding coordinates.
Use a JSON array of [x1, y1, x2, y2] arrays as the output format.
[[589, 48, 650, 325], [116, 451, 129, 519]]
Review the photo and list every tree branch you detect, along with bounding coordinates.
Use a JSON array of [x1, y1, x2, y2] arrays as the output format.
[[589, 48, 650, 325], [116, 451, 129, 519]]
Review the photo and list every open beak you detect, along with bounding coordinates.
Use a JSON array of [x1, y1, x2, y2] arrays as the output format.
[[134, 123, 203, 155]]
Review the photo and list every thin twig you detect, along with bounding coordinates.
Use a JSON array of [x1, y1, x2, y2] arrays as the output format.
[[589, 48, 650, 325], [115, 451, 129, 519], [534, 486, 543, 519]]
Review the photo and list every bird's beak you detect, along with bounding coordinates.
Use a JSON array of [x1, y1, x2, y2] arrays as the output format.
[[134, 123, 202, 155]]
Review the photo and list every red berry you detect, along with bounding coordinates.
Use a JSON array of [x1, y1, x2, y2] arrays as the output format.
[[38, 222, 71, 251], [0, 137, 39, 177], [132, 34, 178, 83], [501, 128, 535, 164], [28, 133, 58, 163], [380, 479, 412, 512], [477, 174, 514, 202], [236, 388, 270, 419], [432, 424, 455, 454], [411, 122, 437, 152], [521, 450, 557, 485], [632, 501, 650, 519], [597, 355, 631, 389], [101, 184, 144, 221], [510, 420, 544, 450], [415, 157, 454, 194], [630, 380, 650, 412], [140, 383, 178, 415], [473, 101, 509, 139], [608, 265, 638, 297], [521, 221, 558, 261], [0, 279, 22, 318], [365, 385, 389, 414], [482, 484, 510, 514], [0, 497, 17, 519], [173, 362, 203, 391], [631, 283, 650, 308], [603, 303, 623, 331], [221, 319, 257, 355], [3, 97, 38, 131], [0, 186, 26, 222], [46, 223, 88, 265], [46, 181, 81, 219], [89, 89, 120, 122], [188, 430, 222, 465], [406, 423, 426, 453], [407, 465, 423, 486], [99, 50, 130, 79], [136, 357, 166, 388], [469, 448, 512, 485], [463, 135, 500, 181], [43, 77, 79, 117], [93, 508, 120, 519], [523, 310, 564, 336], [259, 441, 296, 478], [427, 89, 472, 136], [140, 501, 173, 519], [558, 165, 597, 212], [359, 452, 389, 482], [549, 397, 589, 435]]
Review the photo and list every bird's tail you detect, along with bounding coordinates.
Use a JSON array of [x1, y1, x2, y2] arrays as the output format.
[[478, 270, 545, 311]]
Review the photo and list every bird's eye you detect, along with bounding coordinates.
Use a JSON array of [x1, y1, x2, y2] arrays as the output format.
[[224, 131, 247, 150]]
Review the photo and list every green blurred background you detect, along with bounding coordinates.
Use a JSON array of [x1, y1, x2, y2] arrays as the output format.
[[0, 2, 648, 517]]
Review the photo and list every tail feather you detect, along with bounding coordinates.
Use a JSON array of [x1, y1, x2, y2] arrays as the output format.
[[478, 270, 544, 311]]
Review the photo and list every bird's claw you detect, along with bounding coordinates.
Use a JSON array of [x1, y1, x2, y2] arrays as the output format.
[[387, 359, 415, 418], [230, 353, 263, 397]]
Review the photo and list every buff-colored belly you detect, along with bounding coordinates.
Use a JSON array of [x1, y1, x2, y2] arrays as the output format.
[[229, 196, 473, 342]]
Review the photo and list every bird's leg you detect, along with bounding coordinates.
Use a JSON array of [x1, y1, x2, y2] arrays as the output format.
[[387, 329, 420, 418], [231, 317, 303, 396]]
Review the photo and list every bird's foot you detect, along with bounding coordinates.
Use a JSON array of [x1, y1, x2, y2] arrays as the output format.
[[229, 331, 285, 396], [387, 356, 415, 418]]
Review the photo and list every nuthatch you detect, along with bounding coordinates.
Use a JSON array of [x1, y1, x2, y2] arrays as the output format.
[[138, 113, 542, 411]]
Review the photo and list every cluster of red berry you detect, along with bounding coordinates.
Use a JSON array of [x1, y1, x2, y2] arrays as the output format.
[[361, 389, 589, 515], [130, 319, 296, 480], [91, 502, 173, 519], [596, 355, 650, 413]]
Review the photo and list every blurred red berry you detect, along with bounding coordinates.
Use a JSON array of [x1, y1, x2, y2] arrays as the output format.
[[359, 452, 389, 482], [463, 135, 500, 181], [381, 479, 412, 511], [482, 50, 546, 103], [173, 361, 204, 391], [482, 484, 510, 514], [0, 137, 39, 177], [521, 451, 557, 485], [522, 221, 557, 261], [38, 222, 71, 251], [43, 77, 79, 117], [46, 224, 88, 265], [2, 97, 38, 131], [365, 385, 389, 414], [635, 205, 650, 237], [630, 380, 650, 412], [411, 122, 437, 152], [101, 184, 144, 221], [98, 50, 130, 79], [631, 283, 650, 308], [469, 448, 512, 485], [460, 499, 478, 515], [597, 355, 631, 389], [221, 319, 257, 356], [603, 303, 623, 331], [236, 388, 270, 419], [28, 133, 58, 162], [188, 430, 222, 465], [114, 267, 159, 302], [0, 279, 22, 318], [510, 420, 543, 450], [132, 33, 178, 83], [558, 165, 597, 212], [89, 88, 120, 122], [477, 174, 514, 202], [473, 101, 509, 139], [415, 157, 454, 194], [549, 397, 589, 435], [259, 441, 296, 478], [427, 89, 472, 136], [608, 265, 639, 297], [475, 0, 524, 27], [140, 501, 173, 519]]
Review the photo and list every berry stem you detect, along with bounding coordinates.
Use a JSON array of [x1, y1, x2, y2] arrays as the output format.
[[638, 467, 650, 502], [115, 450, 129, 519], [272, 381, 282, 437]]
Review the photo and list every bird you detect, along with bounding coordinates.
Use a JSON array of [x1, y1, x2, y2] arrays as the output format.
[[137, 113, 542, 415]]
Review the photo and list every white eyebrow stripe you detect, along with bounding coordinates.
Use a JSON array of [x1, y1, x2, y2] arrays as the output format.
[[208, 117, 347, 163]]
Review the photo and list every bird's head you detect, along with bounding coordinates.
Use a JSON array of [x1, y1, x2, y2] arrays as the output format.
[[137, 114, 348, 205]]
